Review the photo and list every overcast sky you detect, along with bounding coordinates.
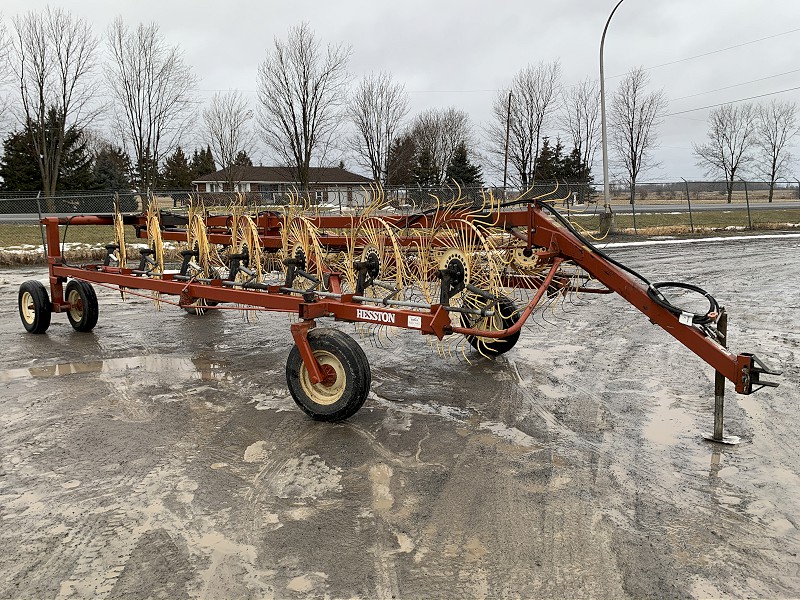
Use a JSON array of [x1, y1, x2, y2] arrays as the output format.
[[4, 0, 800, 183]]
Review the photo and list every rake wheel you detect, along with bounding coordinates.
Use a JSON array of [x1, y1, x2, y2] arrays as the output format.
[[460, 294, 521, 356], [344, 216, 406, 297], [281, 215, 326, 292]]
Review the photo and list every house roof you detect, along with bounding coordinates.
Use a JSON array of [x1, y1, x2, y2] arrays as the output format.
[[193, 166, 373, 185]]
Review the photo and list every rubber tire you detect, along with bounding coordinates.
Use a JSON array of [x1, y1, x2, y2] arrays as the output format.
[[460, 295, 521, 356], [286, 328, 371, 422], [18, 280, 52, 334], [65, 279, 99, 332]]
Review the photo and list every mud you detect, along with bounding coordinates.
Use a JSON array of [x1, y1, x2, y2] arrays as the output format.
[[0, 235, 798, 599]]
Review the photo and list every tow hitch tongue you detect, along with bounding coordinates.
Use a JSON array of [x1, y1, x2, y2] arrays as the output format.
[[744, 353, 781, 393]]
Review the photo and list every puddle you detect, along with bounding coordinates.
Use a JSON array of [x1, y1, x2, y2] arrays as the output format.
[[642, 393, 695, 447], [0, 355, 229, 384]]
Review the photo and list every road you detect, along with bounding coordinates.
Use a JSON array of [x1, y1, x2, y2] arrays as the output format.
[[0, 235, 798, 599], [572, 200, 800, 215]]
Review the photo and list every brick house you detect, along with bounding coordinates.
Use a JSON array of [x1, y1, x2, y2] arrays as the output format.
[[191, 166, 374, 206]]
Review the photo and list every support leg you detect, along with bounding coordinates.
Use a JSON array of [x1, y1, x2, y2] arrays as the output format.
[[704, 311, 740, 444]]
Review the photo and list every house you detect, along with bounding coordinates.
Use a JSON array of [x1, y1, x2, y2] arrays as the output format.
[[191, 166, 374, 207]]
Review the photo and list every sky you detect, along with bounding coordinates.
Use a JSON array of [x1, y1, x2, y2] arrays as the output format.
[[3, 0, 800, 184]]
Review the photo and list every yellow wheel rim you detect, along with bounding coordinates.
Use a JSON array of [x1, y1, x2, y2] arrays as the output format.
[[67, 288, 83, 322], [20, 291, 35, 324], [299, 350, 346, 406]]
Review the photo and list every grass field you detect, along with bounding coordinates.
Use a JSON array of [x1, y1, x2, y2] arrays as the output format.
[[573, 208, 800, 232]]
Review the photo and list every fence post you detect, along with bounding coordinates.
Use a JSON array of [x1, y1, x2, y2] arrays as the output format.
[[742, 179, 753, 230], [681, 178, 694, 233], [36, 191, 47, 259]]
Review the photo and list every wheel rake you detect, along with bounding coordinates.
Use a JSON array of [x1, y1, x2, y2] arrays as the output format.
[[19, 187, 780, 435]]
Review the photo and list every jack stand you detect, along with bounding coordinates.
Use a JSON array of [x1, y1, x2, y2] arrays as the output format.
[[704, 311, 740, 445]]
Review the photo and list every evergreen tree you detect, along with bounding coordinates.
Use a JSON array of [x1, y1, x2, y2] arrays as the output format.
[[533, 137, 595, 201], [534, 137, 564, 181], [0, 131, 42, 191], [133, 148, 160, 190], [387, 134, 417, 186], [161, 146, 194, 189], [233, 150, 253, 167], [412, 147, 438, 187], [560, 147, 584, 181], [93, 144, 132, 191], [0, 121, 99, 192], [191, 145, 217, 180], [59, 128, 95, 191], [445, 142, 483, 188]]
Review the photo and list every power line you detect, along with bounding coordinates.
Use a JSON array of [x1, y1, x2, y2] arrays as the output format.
[[609, 26, 800, 78], [665, 84, 800, 116], [669, 68, 800, 102]]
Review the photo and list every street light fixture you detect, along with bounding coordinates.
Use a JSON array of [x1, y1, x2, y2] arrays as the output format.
[[600, 0, 625, 230]]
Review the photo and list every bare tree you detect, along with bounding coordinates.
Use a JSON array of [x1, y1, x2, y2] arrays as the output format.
[[9, 7, 99, 197], [486, 60, 561, 188], [348, 72, 409, 186], [609, 67, 666, 203], [0, 16, 12, 127], [410, 107, 474, 186], [202, 90, 256, 188], [561, 77, 600, 197], [693, 103, 757, 203], [106, 17, 197, 191], [754, 100, 797, 202], [256, 22, 351, 191]]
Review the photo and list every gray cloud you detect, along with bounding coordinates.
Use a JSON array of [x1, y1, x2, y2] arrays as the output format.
[[3, 0, 799, 181]]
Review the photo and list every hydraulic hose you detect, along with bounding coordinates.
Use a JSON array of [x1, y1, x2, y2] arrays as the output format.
[[525, 199, 720, 326]]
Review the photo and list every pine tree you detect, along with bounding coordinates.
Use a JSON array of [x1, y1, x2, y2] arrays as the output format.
[[387, 134, 417, 186], [0, 121, 98, 192], [59, 128, 95, 191], [413, 147, 438, 187], [445, 142, 483, 188], [191, 145, 217, 180], [233, 150, 253, 167], [560, 147, 584, 181], [133, 148, 159, 191], [534, 137, 564, 181], [93, 144, 132, 190], [0, 131, 42, 191], [161, 146, 194, 189]]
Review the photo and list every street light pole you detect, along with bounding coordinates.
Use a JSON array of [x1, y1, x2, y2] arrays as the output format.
[[502, 90, 512, 198], [600, 0, 624, 229]]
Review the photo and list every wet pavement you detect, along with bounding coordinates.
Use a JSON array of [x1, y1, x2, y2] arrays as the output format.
[[0, 235, 798, 599]]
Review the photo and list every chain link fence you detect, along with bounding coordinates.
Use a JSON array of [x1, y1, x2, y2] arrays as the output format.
[[579, 180, 800, 235], [2, 181, 799, 265]]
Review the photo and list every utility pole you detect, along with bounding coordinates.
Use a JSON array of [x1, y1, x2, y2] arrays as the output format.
[[503, 90, 512, 198], [600, 0, 625, 233]]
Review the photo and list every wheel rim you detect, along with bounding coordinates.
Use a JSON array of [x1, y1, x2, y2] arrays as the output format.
[[299, 350, 346, 406], [67, 288, 84, 321], [20, 291, 35, 324]]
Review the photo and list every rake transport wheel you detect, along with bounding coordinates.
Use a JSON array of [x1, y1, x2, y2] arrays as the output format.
[[460, 294, 521, 356], [286, 328, 372, 422], [65, 280, 99, 332], [18, 280, 52, 334]]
